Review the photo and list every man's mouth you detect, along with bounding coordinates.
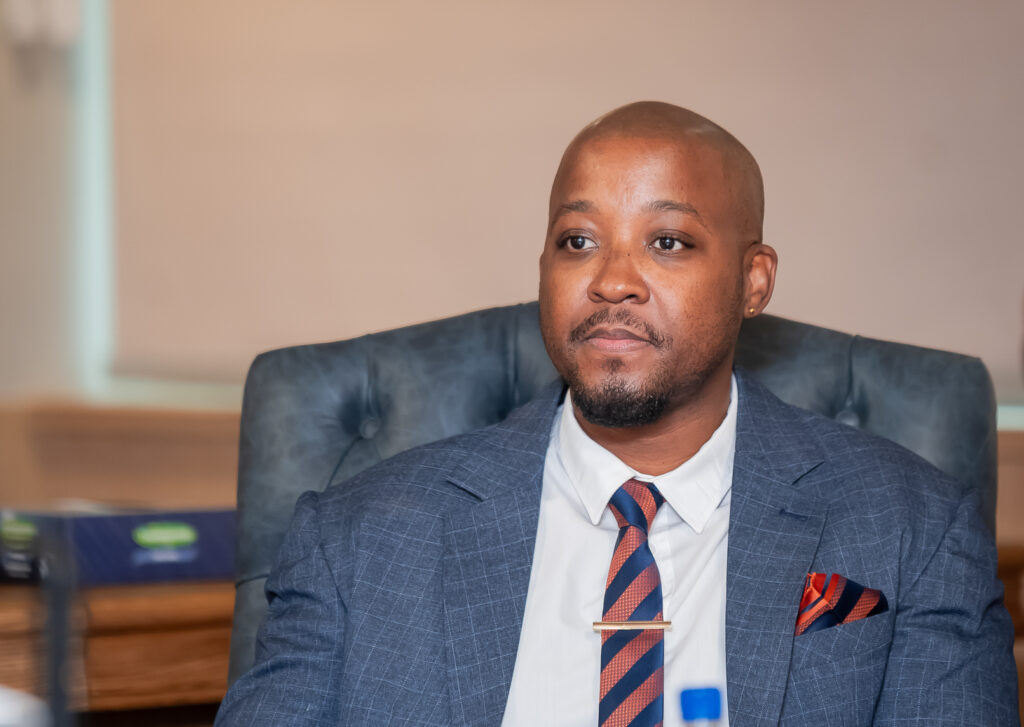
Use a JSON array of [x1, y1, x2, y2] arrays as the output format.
[[568, 309, 668, 350], [583, 326, 652, 353], [586, 326, 648, 342]]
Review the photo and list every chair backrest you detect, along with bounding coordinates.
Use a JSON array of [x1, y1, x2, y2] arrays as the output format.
[[227, 302, 997, 683]]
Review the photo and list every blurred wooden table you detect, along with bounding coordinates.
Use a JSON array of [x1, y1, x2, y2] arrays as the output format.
[[0, 580, 233, 713]]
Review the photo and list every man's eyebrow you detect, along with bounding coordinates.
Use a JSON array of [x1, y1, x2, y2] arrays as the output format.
[[548, 198, 705, 231], [646, 199, 701, 218], [549, 199, 593, 230]]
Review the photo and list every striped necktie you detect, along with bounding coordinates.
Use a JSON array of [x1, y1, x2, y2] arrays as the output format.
[[599, 478, 666, 727]]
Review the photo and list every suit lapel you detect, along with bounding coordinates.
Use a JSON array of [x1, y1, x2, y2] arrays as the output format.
[[441, 383, 561, 726], [726, 370, 828, 726]]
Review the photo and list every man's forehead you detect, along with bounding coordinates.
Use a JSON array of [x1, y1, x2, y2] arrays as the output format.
[[549, 134, 727, 211], [555, 133, 722, 182]]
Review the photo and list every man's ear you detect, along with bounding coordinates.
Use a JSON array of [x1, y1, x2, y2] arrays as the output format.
[[742, 243, 777, 317]]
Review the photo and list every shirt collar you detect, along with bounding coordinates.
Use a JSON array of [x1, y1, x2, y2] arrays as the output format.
[[555, 374, 737, 533]]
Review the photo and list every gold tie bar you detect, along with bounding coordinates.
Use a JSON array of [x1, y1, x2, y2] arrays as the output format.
[[592, 620, 672, 632]]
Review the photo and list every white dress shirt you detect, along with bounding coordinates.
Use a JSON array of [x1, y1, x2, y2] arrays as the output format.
[[502, 376, 737, 726]]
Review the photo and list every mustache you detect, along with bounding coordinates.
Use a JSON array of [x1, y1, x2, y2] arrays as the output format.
[[567, 308, 669, 348]]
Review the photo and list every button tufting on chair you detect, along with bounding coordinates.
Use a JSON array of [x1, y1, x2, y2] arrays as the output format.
[[834, 408, 861, 427], [358, 418, 381, 440]]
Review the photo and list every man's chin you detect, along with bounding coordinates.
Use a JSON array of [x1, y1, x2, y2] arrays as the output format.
[[569, 380, 670, 429], [577, 348, 657, 375]]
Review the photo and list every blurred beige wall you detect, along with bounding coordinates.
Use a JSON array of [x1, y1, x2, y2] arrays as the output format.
[[0, 41, 76, 399], [111, 0, 1024, 403], [2, 1, 1022, 404]]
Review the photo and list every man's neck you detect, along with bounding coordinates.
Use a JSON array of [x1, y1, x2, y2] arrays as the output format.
[[572, 368, 733, 476]]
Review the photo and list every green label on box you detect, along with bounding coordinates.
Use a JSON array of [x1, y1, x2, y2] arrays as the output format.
[[132, 521, 198, 549], [1, 518, 37, 550]]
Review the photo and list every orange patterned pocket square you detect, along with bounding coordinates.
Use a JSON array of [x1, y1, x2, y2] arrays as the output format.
[[795, 572, 888, 636]]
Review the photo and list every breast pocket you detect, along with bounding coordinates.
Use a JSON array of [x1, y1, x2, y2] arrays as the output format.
[[790, 610, 894, 672], [782, 611, 894, 726]]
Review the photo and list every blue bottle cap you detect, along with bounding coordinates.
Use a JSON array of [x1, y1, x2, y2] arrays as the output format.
[[680, 687, 722, 721]]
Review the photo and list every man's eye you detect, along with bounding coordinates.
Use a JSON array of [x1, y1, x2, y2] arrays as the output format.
[[562, 235, 595, 251], [653, 236, 688, 251]]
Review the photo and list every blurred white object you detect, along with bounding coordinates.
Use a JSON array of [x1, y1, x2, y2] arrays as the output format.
[[2, 0, 79, 47], [0, 685, 49, 727]]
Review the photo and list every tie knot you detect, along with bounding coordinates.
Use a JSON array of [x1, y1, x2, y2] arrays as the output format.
[[608, 478, 664, 532]]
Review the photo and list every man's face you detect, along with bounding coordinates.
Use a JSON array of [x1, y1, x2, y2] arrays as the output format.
[[539, 134, 753, 427]]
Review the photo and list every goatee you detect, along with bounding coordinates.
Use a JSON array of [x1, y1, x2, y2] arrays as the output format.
[[568, 370, 672, 428]]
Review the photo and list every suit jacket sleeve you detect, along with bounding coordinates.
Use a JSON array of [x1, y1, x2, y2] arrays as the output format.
[[874, 490, 1019, 725], [216, 491, 346, 726]]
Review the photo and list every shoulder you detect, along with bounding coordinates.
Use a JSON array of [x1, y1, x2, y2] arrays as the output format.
[[800, 403, 959, 488], [793, 402, 990, 588], [797, 404, 964, 509], [739, 380, 995, 617], [306, 380, 562, 533], [736, 370, 970, 533]]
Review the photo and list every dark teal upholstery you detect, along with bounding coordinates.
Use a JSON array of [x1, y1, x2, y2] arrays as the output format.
[[226, 302, 997, 684]]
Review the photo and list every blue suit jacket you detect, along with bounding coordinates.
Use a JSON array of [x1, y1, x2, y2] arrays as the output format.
[[216, 370, 1019, 725]]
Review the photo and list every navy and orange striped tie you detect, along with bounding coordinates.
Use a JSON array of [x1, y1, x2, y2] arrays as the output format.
[[599, 479, 666, 727]]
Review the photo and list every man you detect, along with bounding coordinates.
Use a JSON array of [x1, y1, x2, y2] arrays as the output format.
[[216, 102, 1018, 725]]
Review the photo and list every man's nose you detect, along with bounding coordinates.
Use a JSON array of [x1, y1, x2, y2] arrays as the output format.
[[587, 248, 650, 304]]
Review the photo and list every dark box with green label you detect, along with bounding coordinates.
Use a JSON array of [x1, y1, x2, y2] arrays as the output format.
[[0, 508, 235, 585]]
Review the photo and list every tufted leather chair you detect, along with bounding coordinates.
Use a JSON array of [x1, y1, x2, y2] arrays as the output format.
[[226, 302, 997, 684]]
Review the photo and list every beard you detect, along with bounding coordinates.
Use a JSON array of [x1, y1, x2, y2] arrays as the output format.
[[567, 365, 673, 427]]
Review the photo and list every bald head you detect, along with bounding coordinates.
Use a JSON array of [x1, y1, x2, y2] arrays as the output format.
[[551, 101, 764, 242]]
